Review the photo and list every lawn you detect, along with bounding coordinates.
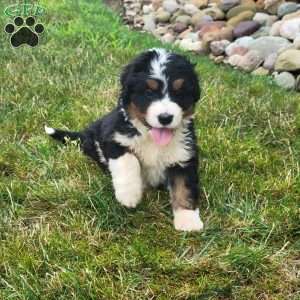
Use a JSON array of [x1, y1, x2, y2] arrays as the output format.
[[0, 0, 300, 299]]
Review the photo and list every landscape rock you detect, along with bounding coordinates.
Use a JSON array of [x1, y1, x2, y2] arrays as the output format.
[[173, 22, 188, 33], [198, 21, 226, 38], [226, 4, 256, 19], [155, 9, 171, 22], [179, 39, 204, 52], [279, 18, 300, 41], [161, 32, 175, 43], [264, 0, 285, 15], [251, 67, 269, 75], [228, 54, 243, 66], [189, 0, 208, 8], [143, 14, 156, 32], [143, 5, 153, 14], [274, 72, 296, 90], [253, 13, 277, 26], [282, 10, 300, 21], [225, 36, 254, 55], [229, 45, 249, 55], [251, 26, 271, 38], [177, 28, 192, 39], [210, 39, 231, 55], [233, 21, 260, 38], [191, 11, 206, 26], [275, 49, 300, 71], [296, 75, 300, 92], [202, 7, 225, 20], [163, 0, 179, 14], [270, 21, 283, 36], [152, 0, 163, 11], [248, 36, 291, 60], [175, 15, 192, 25], [213, 55, 224, 63], [263, 53, 278, 70], [202, 26, 234, 48], [238, 50, 263, 71], [227, 10, 255, 27], [277, 2, 299, 18], [218, 0, 241, 12], [154, 26, 169, 36], [183, 3, 200, 15], [294, 36, 300, 50]]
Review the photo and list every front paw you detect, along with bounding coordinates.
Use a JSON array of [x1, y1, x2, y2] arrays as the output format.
[[173, 208, 204, 232], [109, 153, 143, 208], [115, 187, 142, 208]]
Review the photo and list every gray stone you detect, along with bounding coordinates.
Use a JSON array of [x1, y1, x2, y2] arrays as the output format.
[[175, 15, 192, 25], [173, 22, 188, 33], [143, 5, 153, 14], [251, 26, 270, 39], [218, 0, 240, 12], [277, 2, 298, 18], [279, 18, 300, 40], [191, 11, 206, 26], [225, 36, 254, 56], [161, 32, 175, 43], [179, 39, 203, 52], [202, 7, 225, 20], [163, 0, 179, 13], [296, 75, 300, 92], [143, 14, 156, 32], [248, 36, 291, 60], [183, 3, 200, 15], [155, 9, 171, 22], [210, 40, 231, 56], [263, 53, 278, 71], [253, 13, 277, 27], [154, 26, 169, 36], [274, 72, 296, 90], [294, 36, 300, 50]]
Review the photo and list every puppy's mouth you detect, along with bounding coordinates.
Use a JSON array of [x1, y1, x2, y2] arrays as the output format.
[[149, 127, 174, 146]]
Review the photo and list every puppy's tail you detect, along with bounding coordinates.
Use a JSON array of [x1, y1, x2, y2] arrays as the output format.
[[44, 125, 84, 144]]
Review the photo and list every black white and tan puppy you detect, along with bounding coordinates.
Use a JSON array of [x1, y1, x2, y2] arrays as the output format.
[[45, 48, 203, 231]]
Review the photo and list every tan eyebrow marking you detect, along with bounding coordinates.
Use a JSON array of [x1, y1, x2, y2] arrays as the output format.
[[173, 78, 184, 91], [146, 79, 159, 91]]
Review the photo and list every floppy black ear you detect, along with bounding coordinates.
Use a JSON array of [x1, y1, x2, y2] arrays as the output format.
[[120, 63, 133, 88]]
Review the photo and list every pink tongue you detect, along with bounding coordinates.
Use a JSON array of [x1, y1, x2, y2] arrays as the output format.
[[150, 128, 173, 146]]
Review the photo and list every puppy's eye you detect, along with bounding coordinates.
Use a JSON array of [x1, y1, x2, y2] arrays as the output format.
[[172, 78, 184, 91], [146, 79, 159, 91]]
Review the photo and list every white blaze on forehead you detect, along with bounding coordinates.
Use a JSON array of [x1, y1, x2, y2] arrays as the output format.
[[149, 48, 170, 92]]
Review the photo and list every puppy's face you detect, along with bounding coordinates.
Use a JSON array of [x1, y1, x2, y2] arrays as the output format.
[[121, 49, 200, 145]]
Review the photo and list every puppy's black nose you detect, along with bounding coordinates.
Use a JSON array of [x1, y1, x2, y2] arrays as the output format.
[[158, 113, 173, 126]]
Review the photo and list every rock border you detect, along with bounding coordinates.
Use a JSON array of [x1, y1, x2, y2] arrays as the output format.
[[122, 0, 300, 92]]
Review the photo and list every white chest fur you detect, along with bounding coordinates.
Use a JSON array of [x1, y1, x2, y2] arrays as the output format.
[[114, 123, 192, 187]]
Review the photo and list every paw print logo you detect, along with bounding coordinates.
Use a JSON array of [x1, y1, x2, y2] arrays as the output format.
[[4, 16, 44, 48]]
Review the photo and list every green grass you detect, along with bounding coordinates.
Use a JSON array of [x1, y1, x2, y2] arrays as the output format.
[[1, 0, 300, 299]]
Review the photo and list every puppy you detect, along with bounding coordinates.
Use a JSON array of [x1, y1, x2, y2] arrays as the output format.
[[45, 48, 203, 231]]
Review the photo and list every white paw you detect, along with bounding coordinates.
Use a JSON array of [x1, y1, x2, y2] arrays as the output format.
[[115, 189, 142, 208], [109, 153, 143, 209], [173, 208, 204, 232]]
